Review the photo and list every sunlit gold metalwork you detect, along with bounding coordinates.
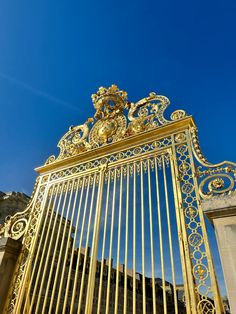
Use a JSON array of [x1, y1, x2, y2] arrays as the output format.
[[147, 160, 157, 314], [1, 85, 231, 314], [154, 158, 168, 313], [105, 168, 117, 314]]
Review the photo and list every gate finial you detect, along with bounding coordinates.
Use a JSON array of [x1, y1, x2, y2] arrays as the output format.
[[91, 84, 128, 119]]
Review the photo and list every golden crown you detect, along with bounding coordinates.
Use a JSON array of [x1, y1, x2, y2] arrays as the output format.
[[91, 85, 129, 119], [91, 85, 127, 106]]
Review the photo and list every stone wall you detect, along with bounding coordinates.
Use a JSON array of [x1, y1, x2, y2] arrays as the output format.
[[0, 192, 30, 224]]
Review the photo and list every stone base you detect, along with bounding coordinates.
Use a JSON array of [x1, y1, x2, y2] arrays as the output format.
[[0, 237, 21, 313]]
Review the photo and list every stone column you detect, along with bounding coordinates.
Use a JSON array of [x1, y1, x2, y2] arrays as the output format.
[[202, 195, 236, 314], [0, 237, 22, 313]]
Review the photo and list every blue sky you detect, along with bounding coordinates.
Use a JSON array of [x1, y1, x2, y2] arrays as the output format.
[[0, 0, 235, 296]]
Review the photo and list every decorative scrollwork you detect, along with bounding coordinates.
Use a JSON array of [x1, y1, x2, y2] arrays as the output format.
[[197, 299, 215, 314], [0, 209, 30, 241], [190, 126, 236, 199], [44, 85, 187, 164], [126, 92, 170, 135], [57, 118, 93, 160], [198, 173, 235, 199], [0, 177, 40, 241], [45, 155, 56, 165], [11, 218, 28, 239]]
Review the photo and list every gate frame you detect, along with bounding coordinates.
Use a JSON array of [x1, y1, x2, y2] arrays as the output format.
[[1, 86, 231, 314]]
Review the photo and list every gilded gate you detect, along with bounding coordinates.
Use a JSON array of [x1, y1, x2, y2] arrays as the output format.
[[1, 85, 234, 313]]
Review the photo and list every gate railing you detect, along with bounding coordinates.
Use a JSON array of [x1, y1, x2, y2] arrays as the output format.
[[1, 85, 235, 314]]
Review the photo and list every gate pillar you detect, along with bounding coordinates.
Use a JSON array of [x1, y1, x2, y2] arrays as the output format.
[[202, 195, 236, 313], [0, 237, 21, 313]]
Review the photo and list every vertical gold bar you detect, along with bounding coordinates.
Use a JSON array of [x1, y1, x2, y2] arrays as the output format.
[[147, 160, 157, 314], [154, 157, 167, 314], [62, 177, 86, 314], [69, 175, 92, 314], [170, 142, 192, 314], [114, 167, 123, 314], [97, 170, 111, 314], [22, 183, 56, 313], [29, 182, 65, 313], [77, 174, 96, 314], [53, 179, 81, 313], [162, 155, 178, 314], [105, 168, 117, 314], [124, 164, 129, 314], [140, 161, 146, 314], [133, 163, 136, 314], [84, 165, 106, 314], [41, 179, 76, 314]]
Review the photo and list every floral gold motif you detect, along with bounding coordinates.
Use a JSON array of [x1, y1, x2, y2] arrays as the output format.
[[170, 110, 186, 121], [175, 133, 186, 143], [211, 178, 224, 190], [194, 264, 208, 280]]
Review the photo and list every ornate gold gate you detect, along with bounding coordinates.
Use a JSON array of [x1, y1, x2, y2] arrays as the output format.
[[1, 85, 234, 313]]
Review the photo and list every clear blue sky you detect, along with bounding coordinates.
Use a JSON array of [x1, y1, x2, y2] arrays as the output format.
[[0, 0, 235, 296]]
